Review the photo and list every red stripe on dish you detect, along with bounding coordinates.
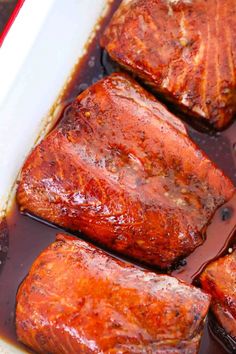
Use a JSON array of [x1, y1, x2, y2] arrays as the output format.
[[0, 0, 25, 47]]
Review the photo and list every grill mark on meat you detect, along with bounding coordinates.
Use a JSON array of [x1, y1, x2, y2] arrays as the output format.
[[205, 1, 217, 122], [201, 17, 210, 118], [175, 11, 188, 93], [229, 7, 236, 86], [229, 4, 236, 85], [215, 0, 221, 110], [227, 31, 235, 86]]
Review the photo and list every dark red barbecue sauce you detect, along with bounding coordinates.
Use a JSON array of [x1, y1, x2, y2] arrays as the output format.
[[0, 0, 236, 353], [0, 0, 18, 35]]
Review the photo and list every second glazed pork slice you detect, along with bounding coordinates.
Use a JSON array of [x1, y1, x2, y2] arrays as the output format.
[[101, 0, 236, 129], [17, 73, 234, 268]]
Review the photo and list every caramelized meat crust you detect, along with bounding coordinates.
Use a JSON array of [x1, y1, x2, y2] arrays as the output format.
[[200, 250, 236, 339], [101, 0, 236, 129], [17, 73, 235, 268], [16, 234, 210, 354]]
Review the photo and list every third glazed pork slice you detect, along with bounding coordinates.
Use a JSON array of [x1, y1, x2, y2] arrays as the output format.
[[17, 73, 235, 268], [16, 234, 210, 354], [101, 0, 236, 129]]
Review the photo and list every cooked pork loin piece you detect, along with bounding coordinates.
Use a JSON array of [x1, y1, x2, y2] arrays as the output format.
[[16, 234, 210, 354], [101, 0, 236, 129], [200, 249, 236, 339], [17, 73, 235, 268]]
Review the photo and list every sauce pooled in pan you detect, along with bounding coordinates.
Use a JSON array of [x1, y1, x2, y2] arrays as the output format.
[[0, 1, 236, 353]]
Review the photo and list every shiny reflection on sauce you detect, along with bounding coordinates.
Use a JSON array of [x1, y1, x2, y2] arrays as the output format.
[[0, 218, 8, 271], [172, 194, 236, 283], [0, 0, 236, 352]]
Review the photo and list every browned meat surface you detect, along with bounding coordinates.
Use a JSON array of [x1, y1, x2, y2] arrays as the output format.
[[200, 249, 236, 339], [17, 73, 235, 268], [16, 234, 210, 354], [101, 0, 236, 129]]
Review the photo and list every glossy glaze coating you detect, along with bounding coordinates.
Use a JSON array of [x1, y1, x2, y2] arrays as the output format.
[[101, 0, 236, 129], [16, 234, 210, 354], [200, 249, 236, 339], [17, 73, 235, 268]]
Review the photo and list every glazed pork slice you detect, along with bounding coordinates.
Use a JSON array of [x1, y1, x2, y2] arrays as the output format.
[[200, 249, 236, 339], [16, 234, 210, 354], [17, 73, 235, 268], [101, 0, 236, 129]]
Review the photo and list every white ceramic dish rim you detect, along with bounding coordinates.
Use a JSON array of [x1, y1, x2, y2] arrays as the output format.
[[0, 0, 110, 352]]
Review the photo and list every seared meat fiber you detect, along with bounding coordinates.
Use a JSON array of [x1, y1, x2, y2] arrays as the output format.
[[16, 234, 210, 354], [200, 250, 236, 339], [101, 0, 236, 129], [17, 73, 235, 268]]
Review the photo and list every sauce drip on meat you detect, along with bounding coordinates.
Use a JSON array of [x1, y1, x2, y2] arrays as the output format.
[[0, 1, 235, 353]]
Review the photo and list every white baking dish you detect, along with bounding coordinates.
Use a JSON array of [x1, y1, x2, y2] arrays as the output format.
[[0, 0, 109, 352]]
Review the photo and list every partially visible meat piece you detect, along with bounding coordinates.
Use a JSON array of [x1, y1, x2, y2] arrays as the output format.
[[16, 234, 210, 354], [200, 249, 236, 339], [17, 73, 235, 268], [101, 0, 236, 129]]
